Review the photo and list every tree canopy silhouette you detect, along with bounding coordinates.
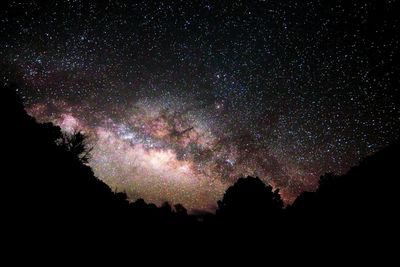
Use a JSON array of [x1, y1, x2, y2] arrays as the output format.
[[2, 84, 196, 230], [216, 176, 283, 224], [2, 84, 399, 242], [290, 141, 400, 228]]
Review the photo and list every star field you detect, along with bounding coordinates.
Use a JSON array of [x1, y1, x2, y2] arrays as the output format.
[[1, 0, 399, 211]]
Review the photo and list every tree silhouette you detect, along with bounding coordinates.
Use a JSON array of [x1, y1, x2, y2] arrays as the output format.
[[2, 83, 399, 244], [2, 84, 201, 235], [61, 130, 93, 163], [2, 85, 128, 223], [216, 176, 283, 224], [290, 141, 400, 228]]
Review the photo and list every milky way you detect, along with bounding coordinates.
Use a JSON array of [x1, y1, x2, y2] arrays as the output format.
[[1, 1, 399, 211]]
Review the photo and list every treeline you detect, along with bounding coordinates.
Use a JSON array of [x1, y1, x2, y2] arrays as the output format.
[[2, 85, 399, 236]]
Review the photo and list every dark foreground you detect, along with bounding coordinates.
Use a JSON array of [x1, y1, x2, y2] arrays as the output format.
[[2, 85, 398, 260]]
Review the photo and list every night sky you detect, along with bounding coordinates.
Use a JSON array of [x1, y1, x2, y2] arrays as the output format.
[[1, 0, 399, 211]]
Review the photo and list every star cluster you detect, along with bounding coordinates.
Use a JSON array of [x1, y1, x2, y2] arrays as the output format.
[[1, 0, 399, 211]]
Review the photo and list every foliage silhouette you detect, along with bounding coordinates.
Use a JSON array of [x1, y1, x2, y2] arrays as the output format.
[[1, 84, 195, 231], [289, 141, 400, 237], [2, 84, 399, 242], [216, 176, 283, 224]]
